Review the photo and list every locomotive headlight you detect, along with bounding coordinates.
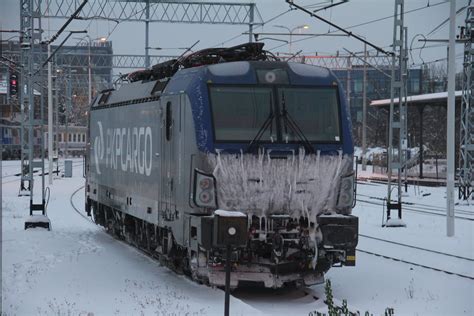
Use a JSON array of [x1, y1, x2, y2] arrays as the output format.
[[193, 169, 218, 208], [199, 178, 212, 190], [199, 190, 214, 204], [228, 226, 236, 236], [337, 174, 354, 209]]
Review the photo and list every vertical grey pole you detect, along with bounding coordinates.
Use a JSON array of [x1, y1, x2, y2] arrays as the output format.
[[419, 106, 424, 179], [48, 44, 53, 185], [224, 244, 231, 316], [145, 0, 150, 69], [40, 74, 45, 208], [403, 26, 409, 190], [249, 4, 254, 43], [346, 56, 351, 109], [54, 72, 58, 160], [88, 38, 92, 105], [28, 2, 34, 209], [65, 68, 71, 159], [362, 43, 367, 171], [446, 0, 456, 237]]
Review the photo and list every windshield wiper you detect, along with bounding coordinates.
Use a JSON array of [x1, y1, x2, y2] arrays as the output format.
[[247, 100, 275, 153], [280, 92, 315, 154]]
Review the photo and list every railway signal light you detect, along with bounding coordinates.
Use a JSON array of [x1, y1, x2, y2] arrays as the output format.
[[9, 73, 18, 97]]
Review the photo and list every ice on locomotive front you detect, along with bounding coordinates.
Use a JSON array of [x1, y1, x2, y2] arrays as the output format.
[[187, 62, 358, 288]]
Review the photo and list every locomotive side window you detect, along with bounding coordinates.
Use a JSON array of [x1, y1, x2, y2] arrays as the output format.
[[166, 101, 172, 141]]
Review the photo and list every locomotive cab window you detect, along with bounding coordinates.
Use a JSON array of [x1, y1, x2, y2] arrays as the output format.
[[209, 86, 274, 142], [278, 87, 341, 143], [209, 85, 342, 144]]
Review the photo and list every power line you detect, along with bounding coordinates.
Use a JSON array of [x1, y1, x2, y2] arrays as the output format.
[[268, 0, 447, 52], [411, 54, 463, 67], [427, 0, 470, 36], [285, 0, 392, 55], [298, 43, 449, 58], [211, 8, 294, 47]]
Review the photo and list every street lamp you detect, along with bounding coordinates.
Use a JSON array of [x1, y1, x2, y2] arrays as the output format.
[[273, 24, 309, 54]]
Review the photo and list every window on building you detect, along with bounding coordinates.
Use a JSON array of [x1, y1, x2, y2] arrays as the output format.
[[410, 78, 420, 94], [354, 79, 363, 93]]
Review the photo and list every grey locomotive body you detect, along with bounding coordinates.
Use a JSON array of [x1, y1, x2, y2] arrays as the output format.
[[86, 46, 358, 288]]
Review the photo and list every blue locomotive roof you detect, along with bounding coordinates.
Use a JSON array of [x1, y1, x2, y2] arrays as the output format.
[[164, 61, 353, 155]]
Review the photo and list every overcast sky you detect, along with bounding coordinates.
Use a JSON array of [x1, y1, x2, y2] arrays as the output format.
[[0, 0, 467, 70]]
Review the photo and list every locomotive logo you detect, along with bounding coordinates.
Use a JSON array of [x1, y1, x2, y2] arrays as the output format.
[[94, 121, 105, 175], [93, 120, 153, 176]]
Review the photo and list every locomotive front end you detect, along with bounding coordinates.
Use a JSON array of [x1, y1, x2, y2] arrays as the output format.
[[185, 61, 358, 288]]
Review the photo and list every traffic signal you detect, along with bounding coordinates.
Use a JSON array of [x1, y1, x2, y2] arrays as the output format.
[[9, 73, 18, 97]]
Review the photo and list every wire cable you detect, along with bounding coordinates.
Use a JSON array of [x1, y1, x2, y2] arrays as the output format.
[[211, 8, 294, 47], [268, 1, 447, 52], [410, 33, 427, 65]]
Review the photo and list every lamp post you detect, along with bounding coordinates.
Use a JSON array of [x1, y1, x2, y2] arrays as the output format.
[[86, 35, 92, 105], [274, 24, 309, 54]]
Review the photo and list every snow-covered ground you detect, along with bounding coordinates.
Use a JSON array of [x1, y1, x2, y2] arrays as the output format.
[[2, 159, 473, 315]]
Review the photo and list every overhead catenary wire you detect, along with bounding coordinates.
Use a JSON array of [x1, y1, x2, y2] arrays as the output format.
[[269, 1, 447, 52], [284, 0, 392, 56], [211, 8, 294, 47], [42, 0, 89, 45], [426, 1, 471, 37]]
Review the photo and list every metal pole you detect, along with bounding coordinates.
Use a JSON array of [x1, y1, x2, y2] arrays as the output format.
[[419, 106, 424, 179], [54, 72, 59, 160], [88, 38, 92, 105], [446, 0, 456, 237], [249, 4, 254, 43], [362, 42, 368, 171], [65, 68, 71, 159], [346, 56, 351, 109], [224, 244, 231, 316], [145, 0, 150, 68], [40, 72, 45, 208], [403, 26, 409, 190], [48, 44, 53, 184], [289, 31, 293, 54]]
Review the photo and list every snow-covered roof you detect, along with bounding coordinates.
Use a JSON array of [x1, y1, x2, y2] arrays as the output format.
[[370, 90, 463, 107]]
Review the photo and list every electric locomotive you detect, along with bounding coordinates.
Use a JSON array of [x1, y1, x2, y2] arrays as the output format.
[[85, 43, 358, 289]]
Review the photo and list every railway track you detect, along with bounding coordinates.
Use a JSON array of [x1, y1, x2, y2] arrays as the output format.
[[358, 192, 474, 216], [359, 234, 474, 262], [356, 198, 474, 221], [2, 160, 84, 185], [70, 185, 94, 224], [357, 248, 474, 281]]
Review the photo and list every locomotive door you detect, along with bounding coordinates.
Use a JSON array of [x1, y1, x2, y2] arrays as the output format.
[[161, 97, 178, 221]]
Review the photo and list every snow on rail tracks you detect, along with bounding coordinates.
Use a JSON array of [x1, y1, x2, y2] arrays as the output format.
[[356, 249, 474, 281], [356, 197, 474, 221]]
